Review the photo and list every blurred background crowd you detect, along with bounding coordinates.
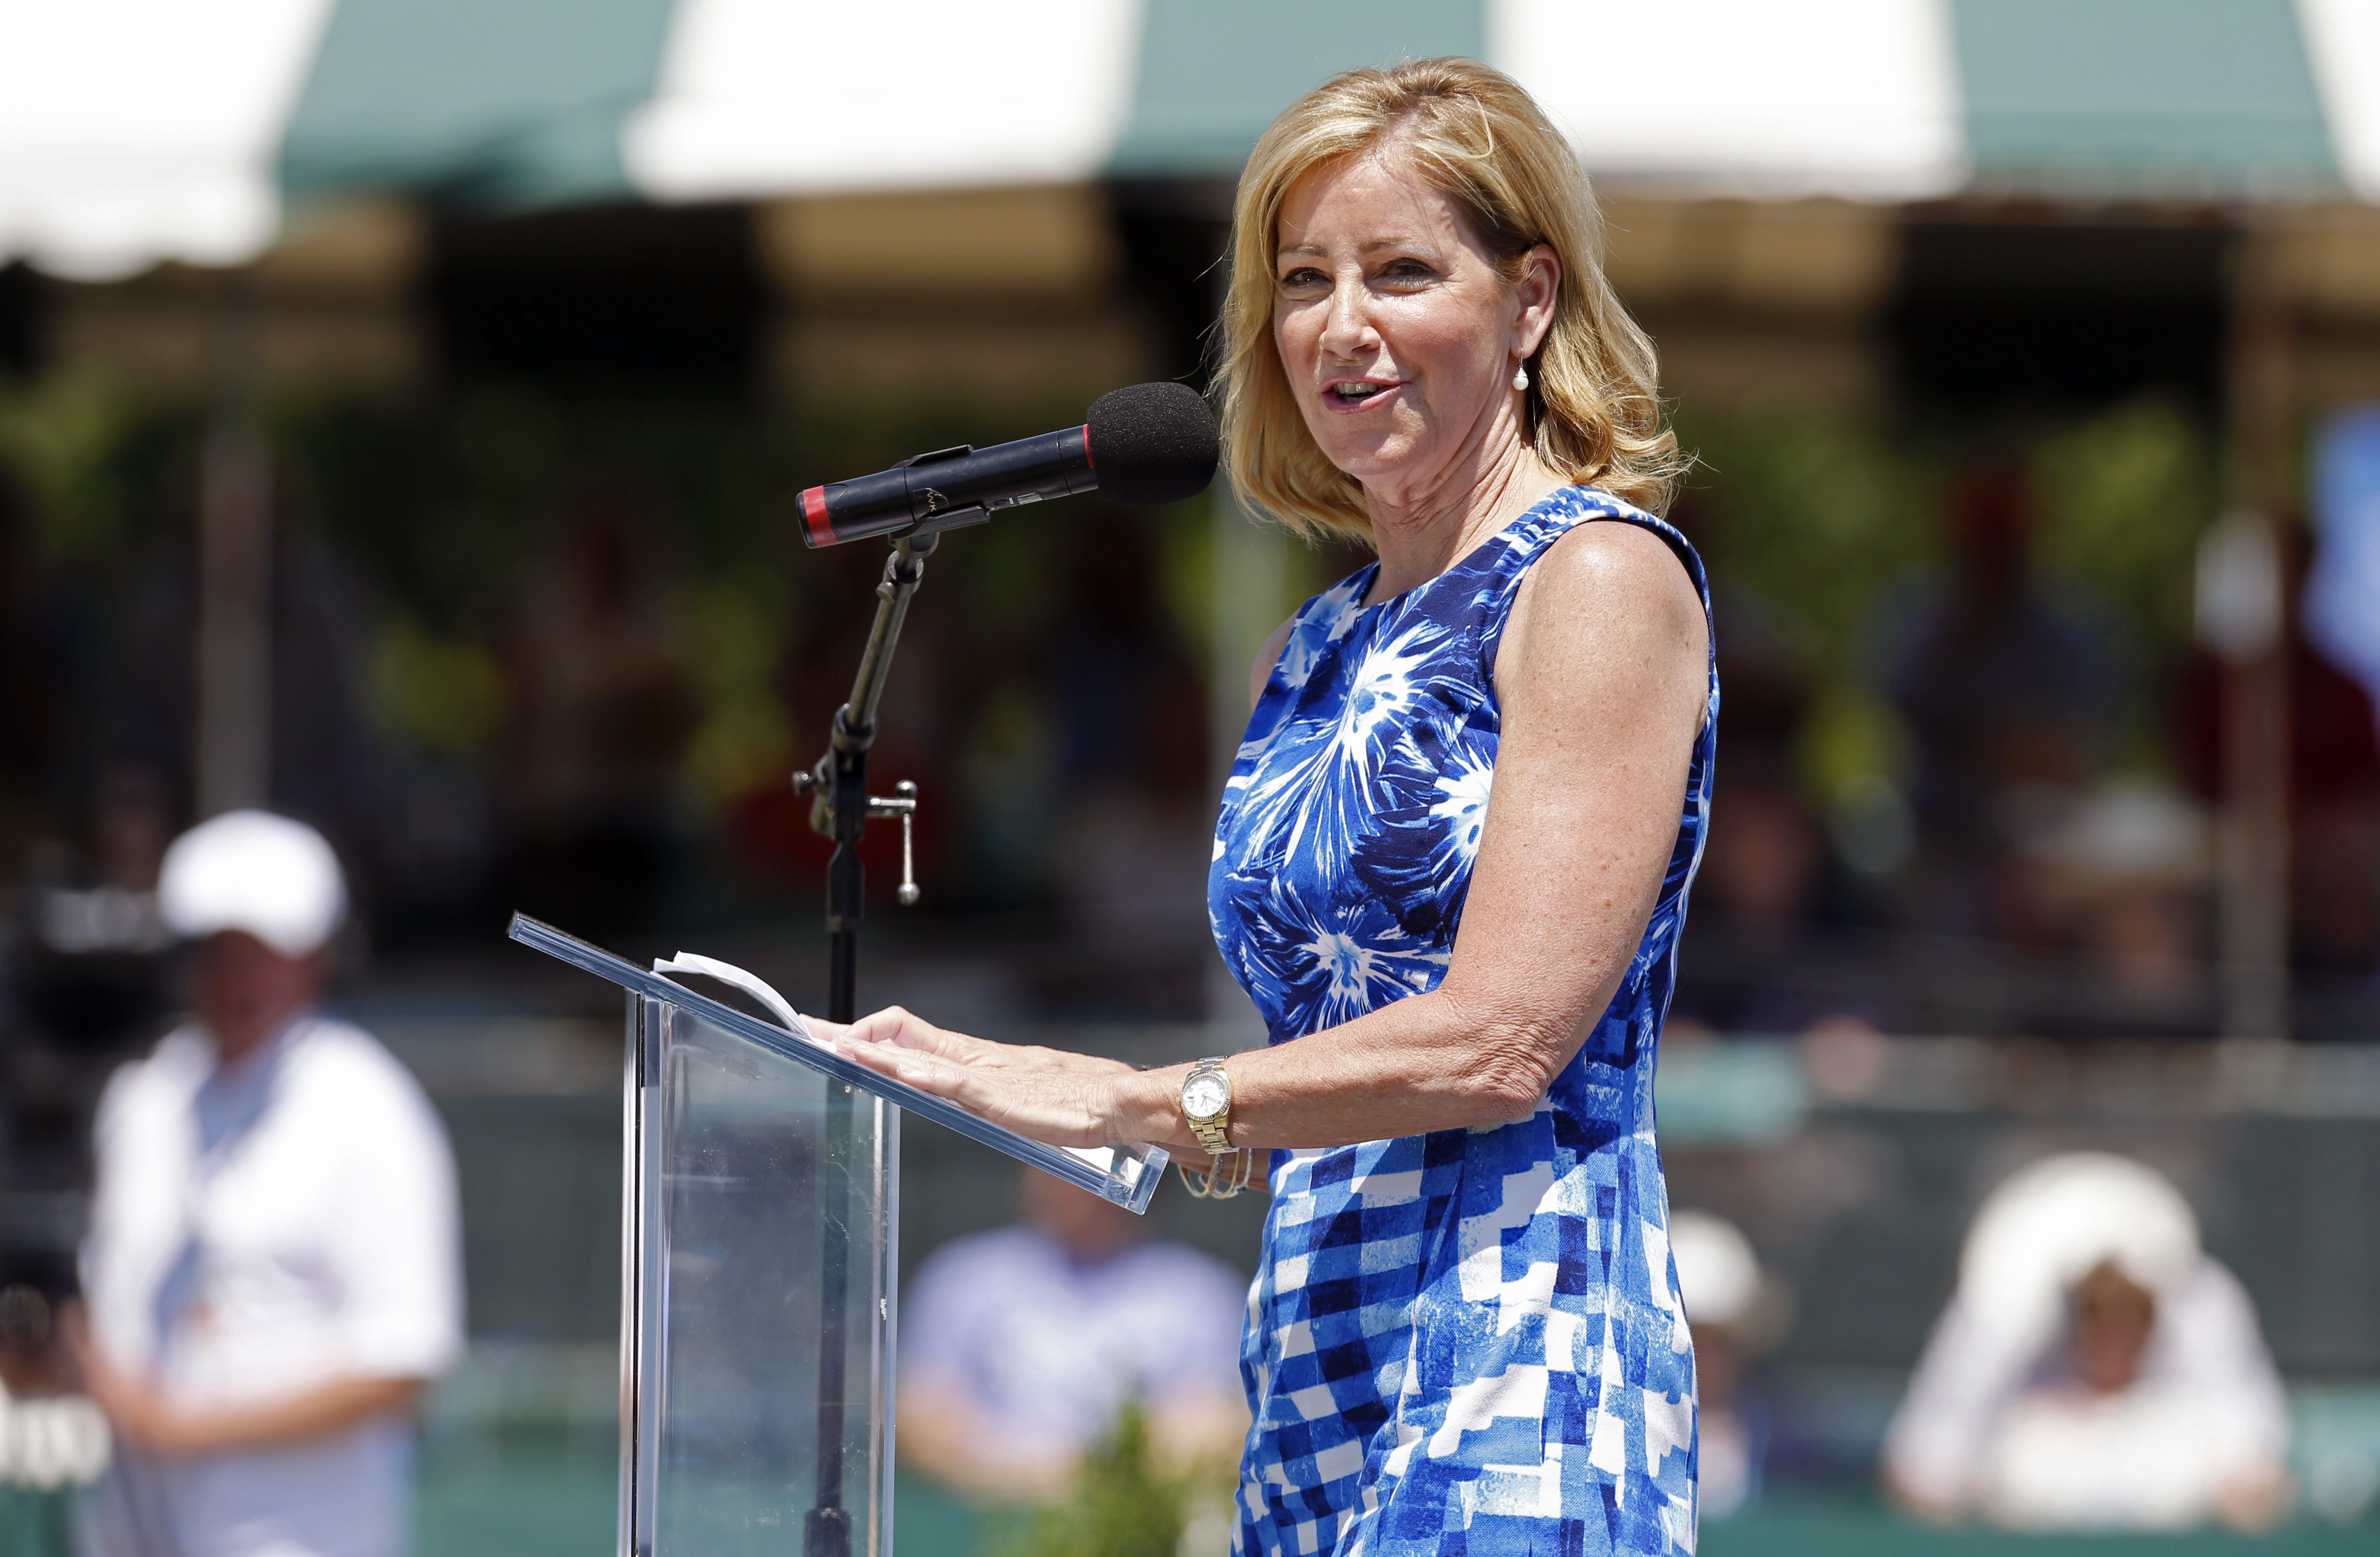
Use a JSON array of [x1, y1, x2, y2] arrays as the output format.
[[5, 1, 2380, 1554]]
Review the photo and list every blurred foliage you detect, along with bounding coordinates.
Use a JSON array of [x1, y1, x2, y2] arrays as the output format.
[[281, 384, 1113, 825], [1678, 396, 2219, 796], [996, 1404, 1231, 1557], [2029, 397, 2219, 768], [0, 368, 144, 562], [1163, 496, 1367, 673], [1676, 410, 1935, 802], [681, 569, 794, 808], [2029, 396, 2217, 666], [370, 617, 507, 759], [1798, 683, 1913, 799], [279, 385, 802, 635], [1675, 410, 1939, 676], [0, 362, 2225, 830]]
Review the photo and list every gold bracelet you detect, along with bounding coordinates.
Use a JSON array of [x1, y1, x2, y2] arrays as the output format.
[[1176, 1147, 1256, 1200]]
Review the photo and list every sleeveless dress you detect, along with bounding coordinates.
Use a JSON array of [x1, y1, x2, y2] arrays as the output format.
[[1208, 486, 1718, 1557]]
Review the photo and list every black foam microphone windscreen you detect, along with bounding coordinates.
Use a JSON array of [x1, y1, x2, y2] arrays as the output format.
[[1087, 382, 1220, 507]]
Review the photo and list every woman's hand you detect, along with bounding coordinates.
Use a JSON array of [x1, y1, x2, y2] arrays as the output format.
[[834, 1007, 1159, 1149], [840, 1006, 1136, 1078]]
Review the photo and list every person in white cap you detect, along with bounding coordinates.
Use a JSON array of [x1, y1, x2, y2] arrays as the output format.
[[1882, 1152, 2289, 1532], [1667, 1209, 1780, 1522], [64, 810, 463, 1557]]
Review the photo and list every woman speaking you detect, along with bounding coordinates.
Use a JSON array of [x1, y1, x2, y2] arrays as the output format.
[[832, 58, 1715, 1556]]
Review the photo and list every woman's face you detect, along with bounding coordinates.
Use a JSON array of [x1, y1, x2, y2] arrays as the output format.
[[2069, 1260, 2157, 1395], [1271, 150, 1555, 501]]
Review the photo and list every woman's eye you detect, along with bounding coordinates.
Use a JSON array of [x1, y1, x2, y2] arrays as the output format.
[[1375, 260, 1435, 287], [1277, 267, 1327, 292]]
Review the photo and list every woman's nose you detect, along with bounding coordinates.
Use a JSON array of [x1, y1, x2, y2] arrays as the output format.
[[1319, 276, 1373, 359]]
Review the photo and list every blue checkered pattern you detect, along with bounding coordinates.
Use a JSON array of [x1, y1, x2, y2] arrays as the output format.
[[1209, 489, 1717, 1556]]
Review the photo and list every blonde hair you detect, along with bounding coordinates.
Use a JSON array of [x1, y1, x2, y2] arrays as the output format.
[[1217, 58, 1681, 543]]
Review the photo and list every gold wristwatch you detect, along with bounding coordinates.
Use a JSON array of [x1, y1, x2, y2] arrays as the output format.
[[1180, 1056, 1234, 1155], [1176, 1057, 1252, 1199]]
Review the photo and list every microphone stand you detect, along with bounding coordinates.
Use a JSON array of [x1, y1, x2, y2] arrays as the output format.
[[790, 516, 967, 1557]]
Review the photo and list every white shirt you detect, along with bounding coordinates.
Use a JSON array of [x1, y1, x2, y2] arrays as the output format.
[[902, 1227, 1247, 1456], [79, 1015, 464, 1557], [1883, 1257, 2288, 1530]]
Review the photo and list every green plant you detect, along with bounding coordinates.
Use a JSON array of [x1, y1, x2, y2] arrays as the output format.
[[0, 367, 141, 562], [369, 616, 507, 759], [998, 1404, 1230, 1557], [2030, 396, 2216, 655], [1676, 408, 1938, 678], [1676, 408, 1935, 802], [681, 570, 795, 807], [2029, 396, 2219, 767]]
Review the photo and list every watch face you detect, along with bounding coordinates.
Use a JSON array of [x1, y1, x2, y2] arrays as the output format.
[[1182, 1073, 1230, 1119]]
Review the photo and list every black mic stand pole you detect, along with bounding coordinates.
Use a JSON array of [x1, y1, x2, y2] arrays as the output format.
[[790, 525, 940, 1557]]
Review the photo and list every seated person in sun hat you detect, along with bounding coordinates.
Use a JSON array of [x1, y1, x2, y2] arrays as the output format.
[[1882, 1151, 2289, 1532], [69, 810, 462, 1557]]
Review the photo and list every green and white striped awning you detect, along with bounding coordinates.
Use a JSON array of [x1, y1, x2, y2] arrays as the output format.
[[3, 0, 2377, 281]]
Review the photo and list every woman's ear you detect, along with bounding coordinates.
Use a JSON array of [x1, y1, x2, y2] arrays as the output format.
[[1516, 242, 1561, 357]]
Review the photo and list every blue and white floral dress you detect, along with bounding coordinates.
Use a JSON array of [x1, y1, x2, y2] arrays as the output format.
[[1209, 485, 1717, 1557]]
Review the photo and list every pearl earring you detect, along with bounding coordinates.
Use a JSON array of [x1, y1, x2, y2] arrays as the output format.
[[1512, 362, 1530, 392]]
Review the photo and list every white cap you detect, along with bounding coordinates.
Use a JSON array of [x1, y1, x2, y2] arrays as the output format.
[[158, 810, 347, 958], [1956, 1152, 2199, 1348], [1670, 1209, 1763, 1328]]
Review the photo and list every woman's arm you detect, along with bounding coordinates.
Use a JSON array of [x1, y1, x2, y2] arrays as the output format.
[[840, 520, 1707, 1152]]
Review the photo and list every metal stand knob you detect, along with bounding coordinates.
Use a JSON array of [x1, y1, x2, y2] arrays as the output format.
[[790, 772, 921, 907], [870, 781, 921, 906]]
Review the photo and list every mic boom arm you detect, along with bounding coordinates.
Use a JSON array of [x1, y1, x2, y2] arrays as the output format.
[[793, 532, 932, 945]]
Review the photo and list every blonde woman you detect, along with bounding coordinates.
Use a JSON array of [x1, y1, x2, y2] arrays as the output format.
[[833, 59, 1716, 1554]]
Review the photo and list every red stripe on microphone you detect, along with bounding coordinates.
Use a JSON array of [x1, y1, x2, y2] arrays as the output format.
[[799, 486, 834, 547], [1080, 424, 1093, 469]]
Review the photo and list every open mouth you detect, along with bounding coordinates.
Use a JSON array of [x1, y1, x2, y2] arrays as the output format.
[[1324, 379, 1397, 409]]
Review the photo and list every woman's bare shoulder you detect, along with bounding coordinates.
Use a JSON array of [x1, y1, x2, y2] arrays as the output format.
[[1495, 517, 1707, 742], [1513, 518, 1704, 654]]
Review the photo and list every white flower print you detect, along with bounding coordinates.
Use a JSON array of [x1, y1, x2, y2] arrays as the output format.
[[1427, 747, 1495, 861]]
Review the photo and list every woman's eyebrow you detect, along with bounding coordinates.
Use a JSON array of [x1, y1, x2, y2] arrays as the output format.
[[1275, 235, 1437, 261]]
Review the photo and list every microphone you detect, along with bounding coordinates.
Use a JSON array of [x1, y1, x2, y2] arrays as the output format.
[[797, 381, 1220, 548]]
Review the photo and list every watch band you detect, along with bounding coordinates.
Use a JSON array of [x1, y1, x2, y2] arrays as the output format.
[[1175, 1056, 1251, 1199], [1182, 1056, 1234, 1156]]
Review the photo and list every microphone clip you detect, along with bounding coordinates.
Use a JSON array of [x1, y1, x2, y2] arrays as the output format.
[[888, 444, 992, 541]]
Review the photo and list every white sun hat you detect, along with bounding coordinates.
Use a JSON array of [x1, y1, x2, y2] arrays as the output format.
[[1956, 1152, 2200, 1349], [157, 810, 347, 958], [1670, 1209, 1763, 1329]]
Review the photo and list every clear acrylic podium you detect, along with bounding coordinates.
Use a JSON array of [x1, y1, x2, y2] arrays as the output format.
[[507, 916, 1166, 1557]]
